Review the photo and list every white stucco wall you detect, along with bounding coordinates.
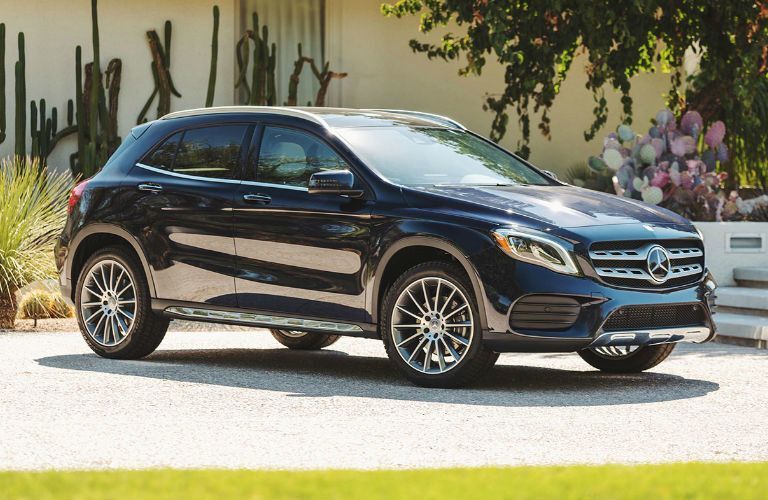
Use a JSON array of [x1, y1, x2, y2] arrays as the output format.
[[325, 0, 675, 174], [0, 0, 236, 172], [694, 222, 768, 286]]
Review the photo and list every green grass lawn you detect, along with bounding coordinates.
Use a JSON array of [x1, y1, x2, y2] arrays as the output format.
[[1, 462, 766, 499]]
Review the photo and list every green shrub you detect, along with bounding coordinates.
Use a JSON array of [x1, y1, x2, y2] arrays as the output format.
[[47, 292, 74, 318]]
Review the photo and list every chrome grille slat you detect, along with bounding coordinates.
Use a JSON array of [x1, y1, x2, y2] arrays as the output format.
[[594, 263, 703, 281], [589, 245, 702, 261], [589, 239, 704, 289]]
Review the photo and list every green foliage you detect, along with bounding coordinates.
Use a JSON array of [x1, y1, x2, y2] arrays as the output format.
[[0, 156, 71, 299], [1, 463, 768, 499], [0, 23, 5, 146], [381, 0, 768, 177]]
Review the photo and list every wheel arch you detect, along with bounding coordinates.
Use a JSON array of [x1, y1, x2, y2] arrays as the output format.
[[371, 236, 489, 332], [67, 224, 157, 301]]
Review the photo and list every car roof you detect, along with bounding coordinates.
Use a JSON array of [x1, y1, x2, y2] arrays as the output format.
[[161, 106, 466, 130]]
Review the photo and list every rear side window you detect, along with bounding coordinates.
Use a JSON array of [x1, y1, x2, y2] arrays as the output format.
[[257, 126, 348, 187], [143, 125, 248, 179]]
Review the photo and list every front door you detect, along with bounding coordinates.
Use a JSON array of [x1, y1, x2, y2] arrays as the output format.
[[126, 123, 251, 306], [233, 125, 373, 322]]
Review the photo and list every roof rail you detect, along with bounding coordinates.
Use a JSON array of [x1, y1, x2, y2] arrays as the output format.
[[365, 109, 467, 130], [161, 106, 329, 128]]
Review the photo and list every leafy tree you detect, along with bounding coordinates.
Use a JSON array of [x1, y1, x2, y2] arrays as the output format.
[[381, 1, 768, 188]]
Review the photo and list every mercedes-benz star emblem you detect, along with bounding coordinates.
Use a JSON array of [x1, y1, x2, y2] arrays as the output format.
[[646, 245, 671, 283]]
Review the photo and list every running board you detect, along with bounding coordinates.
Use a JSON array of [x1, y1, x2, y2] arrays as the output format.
[[164, 306, 364, 333]]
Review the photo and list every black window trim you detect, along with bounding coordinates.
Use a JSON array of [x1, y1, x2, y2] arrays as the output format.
[[248, 122, 373, 196], [137, 122, 255, 183]]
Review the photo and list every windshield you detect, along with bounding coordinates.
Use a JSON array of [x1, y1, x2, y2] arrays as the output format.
[[335, 126, 551, 187]]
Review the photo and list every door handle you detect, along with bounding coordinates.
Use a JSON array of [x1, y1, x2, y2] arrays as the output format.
[[242, 193, 271, 204], [137, 182, 163, 193]]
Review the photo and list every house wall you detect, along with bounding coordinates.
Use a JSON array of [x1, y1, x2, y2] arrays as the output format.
[[0, 0, 236, 172], [0, 0, 676, 177], [325, 0, 675, 175]]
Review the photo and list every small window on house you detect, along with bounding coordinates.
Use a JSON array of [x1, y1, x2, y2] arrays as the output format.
[[144, 132, 181, 170], [174, 126, 248, 179], [257, 126, 348, 187]]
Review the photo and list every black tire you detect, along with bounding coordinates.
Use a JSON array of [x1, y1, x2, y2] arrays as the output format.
[[75, 246, 169, 359], [578, 343, 676, 373], [381, 261, 499, 388], [270, 329, 340, 350]]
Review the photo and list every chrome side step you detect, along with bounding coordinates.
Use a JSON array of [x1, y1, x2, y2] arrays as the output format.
[[164, 306, 364, 333], [588, 326, 712, 347]]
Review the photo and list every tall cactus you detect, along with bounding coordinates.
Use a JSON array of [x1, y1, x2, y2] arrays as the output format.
[[235, 13, 277, 106], [205, 5, 219, 107], [30, 97, 76, 161], [69, 0, 122, 177], [0, 23, 5, 146], [138, 20, 181, 123], [14, 31, 25, 157]]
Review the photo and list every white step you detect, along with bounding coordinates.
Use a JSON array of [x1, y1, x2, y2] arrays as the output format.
[[715, 286, 768, 311], [734, 267, 768, 284], [715, 312, 768, 340]]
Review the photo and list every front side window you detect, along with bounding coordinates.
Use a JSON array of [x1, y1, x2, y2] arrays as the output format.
[[335, 126, 551, 187], [257, 126, 348, 187], [143, 125, 248, 179]]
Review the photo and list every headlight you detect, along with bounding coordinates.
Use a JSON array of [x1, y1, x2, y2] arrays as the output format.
[[491, 228, 581, 275]]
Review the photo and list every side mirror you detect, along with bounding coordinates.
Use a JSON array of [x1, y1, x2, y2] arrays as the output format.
[[308, 170, 364, 198]]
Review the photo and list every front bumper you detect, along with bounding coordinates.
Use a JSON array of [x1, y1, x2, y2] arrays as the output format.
[[473, 247, 716, 352]]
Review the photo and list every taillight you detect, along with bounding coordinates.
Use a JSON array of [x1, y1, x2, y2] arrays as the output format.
[[68, 180, 90, 214]]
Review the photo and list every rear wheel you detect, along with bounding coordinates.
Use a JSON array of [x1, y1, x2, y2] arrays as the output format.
[[76, 246, 169, 359], [270, 329, 340, 350], [381, 261, 498, 388], [578, 343, 676, 373]]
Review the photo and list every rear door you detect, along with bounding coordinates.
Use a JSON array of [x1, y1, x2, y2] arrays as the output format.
[[126, 123, 252, 306], [233, 124, 373, 322]]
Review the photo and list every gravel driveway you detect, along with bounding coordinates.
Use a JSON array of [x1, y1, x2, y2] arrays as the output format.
[[1, 327, 767, 470]]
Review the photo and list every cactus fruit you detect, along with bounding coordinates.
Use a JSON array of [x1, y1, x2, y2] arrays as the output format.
[[205, 5, 220, 107]]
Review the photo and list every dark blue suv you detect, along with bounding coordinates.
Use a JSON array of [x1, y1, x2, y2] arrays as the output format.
[[56, 107, 717, 387]]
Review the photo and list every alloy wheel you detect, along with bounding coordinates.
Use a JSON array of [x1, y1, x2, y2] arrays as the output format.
[[79, 259, 137, 347], [390, 277, 474, 374], [591, 345, 640, 358]]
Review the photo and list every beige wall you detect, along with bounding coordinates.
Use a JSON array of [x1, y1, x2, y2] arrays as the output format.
[[326, 0, 674, 174], [0, 0, 674, 176], [0, 0, 236, 172]]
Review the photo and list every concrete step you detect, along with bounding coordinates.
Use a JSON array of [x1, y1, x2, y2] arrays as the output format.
[[715, 286, 768, 314], [715, 312, 768, 341], [734, 267, 768, 288]]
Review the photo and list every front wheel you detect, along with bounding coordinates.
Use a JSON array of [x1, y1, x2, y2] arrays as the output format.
[[270, 329, 340, 350], [578, 343, 676, 373], [381, 261, 498, 388]]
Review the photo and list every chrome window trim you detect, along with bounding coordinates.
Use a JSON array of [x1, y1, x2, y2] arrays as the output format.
[[164, 306, 363, 333], [135, 163, 241, 184]]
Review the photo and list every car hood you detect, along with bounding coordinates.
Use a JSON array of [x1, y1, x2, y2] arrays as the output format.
[[411, 184, 691, 228]]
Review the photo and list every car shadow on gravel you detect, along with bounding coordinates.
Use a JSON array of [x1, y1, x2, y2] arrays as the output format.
[[36, 348, 719, 408]]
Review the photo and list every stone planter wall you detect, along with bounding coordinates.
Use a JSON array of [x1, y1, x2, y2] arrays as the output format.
[[694, 222, 768, 286]]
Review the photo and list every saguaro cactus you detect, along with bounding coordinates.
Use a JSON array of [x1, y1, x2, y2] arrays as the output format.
[[14, 31, 25, 157], [205, 5, 220, 107], [286, 43, 347, 107], [70, 0, 123, 177], [138, 21, 181, 123], [0, 23, 5, 145], [235, 13, 277, 106]]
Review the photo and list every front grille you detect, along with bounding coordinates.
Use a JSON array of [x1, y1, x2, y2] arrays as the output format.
[[509, 295, 581, 331], [602, 303, 706, 331], [589, 239, 704, 289]]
